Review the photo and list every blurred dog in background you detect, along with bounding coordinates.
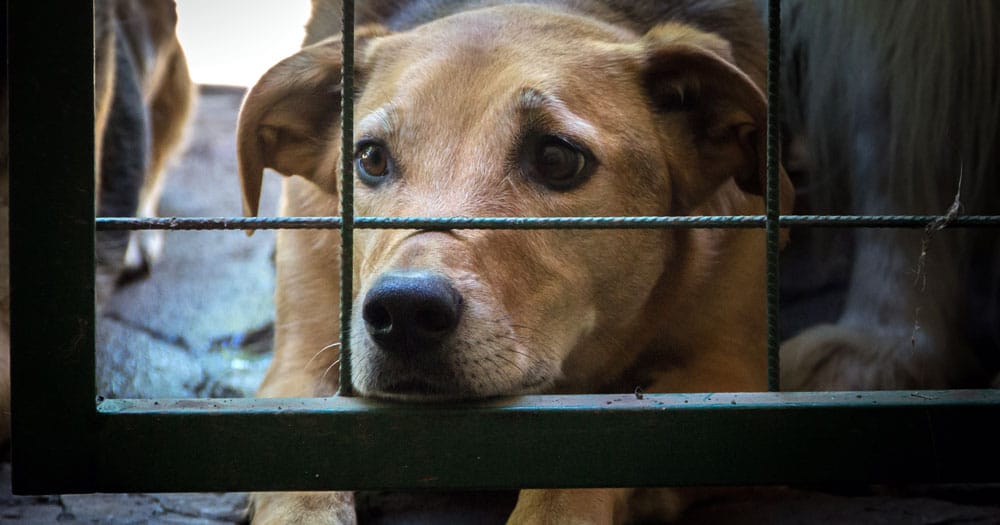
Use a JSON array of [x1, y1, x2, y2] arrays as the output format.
[[94, 0, 195, 304], [772, 0, 1000, 391], [0, 0, 193, 448]]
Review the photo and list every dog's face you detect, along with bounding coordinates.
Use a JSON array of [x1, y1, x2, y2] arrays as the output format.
[[239, 5, 769, 400]]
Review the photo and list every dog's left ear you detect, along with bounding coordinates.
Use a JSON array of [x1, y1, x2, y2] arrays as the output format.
[[640, 24, 769, 210]]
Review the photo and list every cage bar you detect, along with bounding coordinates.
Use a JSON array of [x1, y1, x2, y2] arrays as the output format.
[[9, 0, 99, 494], [90, 391, 1000, 493], [338, 0, 357, 396], [765, 0, 782, 391], [95, 214, 1000, 232]]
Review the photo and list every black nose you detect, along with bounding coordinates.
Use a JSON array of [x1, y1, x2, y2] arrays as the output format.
[[362, 271, 463, 352]]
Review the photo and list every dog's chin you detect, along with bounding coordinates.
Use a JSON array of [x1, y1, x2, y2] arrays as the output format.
[[365, 379, 472, 402], [351, 332, 558, 402], [358, 376, 552, 403]]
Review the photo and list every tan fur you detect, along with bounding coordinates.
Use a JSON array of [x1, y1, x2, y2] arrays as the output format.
[[237, 2, 790, 522]]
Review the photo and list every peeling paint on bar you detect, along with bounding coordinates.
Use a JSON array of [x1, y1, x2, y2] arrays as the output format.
[[88, 391, 1000, 492], [94, 215, 1000, 231]]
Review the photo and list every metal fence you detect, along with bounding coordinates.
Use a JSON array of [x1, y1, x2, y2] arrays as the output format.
[[10, 0, 1000, 496]]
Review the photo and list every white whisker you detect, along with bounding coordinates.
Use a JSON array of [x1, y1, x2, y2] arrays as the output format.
[[304, 341, 341, 370], [320, 357, 342, 382]]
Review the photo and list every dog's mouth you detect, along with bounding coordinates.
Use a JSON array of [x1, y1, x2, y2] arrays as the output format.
[[351, 325, 558, 401], [351, 326, 556, 402], [349, 268, 555, 400]]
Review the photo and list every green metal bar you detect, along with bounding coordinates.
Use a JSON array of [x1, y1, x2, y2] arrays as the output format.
[[777, 215, 1000, 227], [9, 0, 98, 494], [94, 214, 1000, 231], [765, 0, 782, 392], [85, 391, 1000, 493], [338, 0, 356, 396]]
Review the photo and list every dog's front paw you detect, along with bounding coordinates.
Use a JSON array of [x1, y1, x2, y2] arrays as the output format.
[[249, 491, 356, 525], [506, 489, 624, 525], [780, 323, 948, 391]]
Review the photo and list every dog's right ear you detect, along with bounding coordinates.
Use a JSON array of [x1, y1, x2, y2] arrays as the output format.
[[237, 25, 389, 218]]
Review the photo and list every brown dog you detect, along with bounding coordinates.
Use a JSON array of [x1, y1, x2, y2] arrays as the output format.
[[237, 0, 791, 522]]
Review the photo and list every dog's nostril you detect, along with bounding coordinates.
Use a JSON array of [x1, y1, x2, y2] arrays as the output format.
[[362, 271, 463, 352], [363, 302, 393, 333]]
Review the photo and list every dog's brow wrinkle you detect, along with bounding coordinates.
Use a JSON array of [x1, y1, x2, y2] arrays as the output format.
[[518, 87, 552, 110], [513, 87, 599, 145], [357, 106, 395, 139]]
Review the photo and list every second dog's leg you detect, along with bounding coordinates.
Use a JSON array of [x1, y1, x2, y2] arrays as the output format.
[[782, 228, 982, 390], [250, 492, 356, 525]]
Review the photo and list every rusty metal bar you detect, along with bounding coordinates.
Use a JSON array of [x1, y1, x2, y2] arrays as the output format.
[[95, 214, 1000, 231]]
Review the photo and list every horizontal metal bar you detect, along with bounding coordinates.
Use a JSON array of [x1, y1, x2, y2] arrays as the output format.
[[783, 215, 1000, 227], [96, 214, 1000, 231], [42, 391, 998, 494], [95, 216, 346, 231]]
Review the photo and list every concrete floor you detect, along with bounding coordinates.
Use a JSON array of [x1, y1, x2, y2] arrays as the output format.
[[3, 86, 999, 524], [95, 86, 280, 401]]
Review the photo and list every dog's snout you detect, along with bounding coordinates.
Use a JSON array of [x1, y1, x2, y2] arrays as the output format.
[[362, 271, 463, 351]]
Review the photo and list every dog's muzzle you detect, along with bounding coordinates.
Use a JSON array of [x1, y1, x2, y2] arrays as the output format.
[[362, 271, 464, 353]]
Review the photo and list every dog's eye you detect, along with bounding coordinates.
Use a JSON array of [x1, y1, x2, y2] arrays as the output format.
[[523, 135, 593, 190], [356, 142, 390, 184]]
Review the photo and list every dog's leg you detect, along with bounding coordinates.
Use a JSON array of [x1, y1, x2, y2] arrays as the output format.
[[247, 201, 355, 524], [508, 487, 696, 525], [96, 22, 149, 303], [507, 488, 630, 525], [124, 42, 194, 277], [250, 492, 356, 525], [94, 0, 116, 174], [507, 352, 764, 525], [781, 228, 982, 390], [780, 94, 978, 391]]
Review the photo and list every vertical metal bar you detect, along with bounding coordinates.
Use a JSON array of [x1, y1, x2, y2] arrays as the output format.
[[338, 0, 356, 396], [9, 0, 98, 492], [765, 0, 782, 392]]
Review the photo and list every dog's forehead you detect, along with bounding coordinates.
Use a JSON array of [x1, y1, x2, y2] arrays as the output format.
[[357, 5, 646, 140], [409, 4, 635, 51], [365, 4, 639, 84]]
